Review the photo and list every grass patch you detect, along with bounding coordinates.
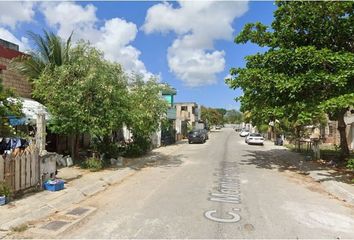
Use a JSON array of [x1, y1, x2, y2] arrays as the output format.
[[11, 224, 28, 232], [284, 143, 296, 151], [81, 157, 104, 172]]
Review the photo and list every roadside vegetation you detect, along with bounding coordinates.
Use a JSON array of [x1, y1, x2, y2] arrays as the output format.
[[227, 2, 354, 167], [11, 31, 168, 168], [200, 107, 243, 127]]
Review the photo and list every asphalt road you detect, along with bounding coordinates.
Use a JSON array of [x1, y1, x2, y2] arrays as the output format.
[[62, 128, 354, 239]]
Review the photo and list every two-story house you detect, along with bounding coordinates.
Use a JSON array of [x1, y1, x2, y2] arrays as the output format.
[[174, 102, 200, 139]]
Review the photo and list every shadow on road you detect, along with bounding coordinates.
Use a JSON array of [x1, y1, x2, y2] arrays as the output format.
[[240, 148, 353, 185]]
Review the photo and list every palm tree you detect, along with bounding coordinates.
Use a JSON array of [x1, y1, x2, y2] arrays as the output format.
[[12, 30, 72, 81]]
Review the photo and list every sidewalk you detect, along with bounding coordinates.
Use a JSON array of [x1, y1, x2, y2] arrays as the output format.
[[255, 142, 354, 205], [0, 141, 187, 238]]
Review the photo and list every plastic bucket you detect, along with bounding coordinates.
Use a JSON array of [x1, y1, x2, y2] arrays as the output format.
[[0, 195, 5, 206]]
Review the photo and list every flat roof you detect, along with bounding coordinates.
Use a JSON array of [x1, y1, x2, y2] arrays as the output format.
[[174, 102, 198, 105]]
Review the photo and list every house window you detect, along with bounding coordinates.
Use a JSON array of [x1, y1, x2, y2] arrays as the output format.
[[192, 107, 196, 115], [181, 106, 187, 111]]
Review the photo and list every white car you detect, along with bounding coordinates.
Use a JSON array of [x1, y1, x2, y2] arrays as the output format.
[[239, 130, 249, 137], [245, 133, 264, 145]]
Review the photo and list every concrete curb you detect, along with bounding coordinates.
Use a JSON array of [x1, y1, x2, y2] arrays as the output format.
[[0, 166, 137, 236], [322, 181, 354, 204], [280, 147, 354, 206], [0, 141, 186, 237]]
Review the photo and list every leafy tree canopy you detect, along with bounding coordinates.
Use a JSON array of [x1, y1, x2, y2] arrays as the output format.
[[227, 1, 354, 157], [0, 78, 22, 136], [224, 109, 243, 124], [12, 30, 72, 82], [34, 42, 129, 138], [126, 74, 168, 139], [201, 106, 224, 126]]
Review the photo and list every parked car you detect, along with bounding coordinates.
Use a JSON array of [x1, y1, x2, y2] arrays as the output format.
[[274, 135, 283, 146], [215, 125, 222, 130], [239, 129, 249, 137], [200, 129, 209, 140], [188, 129, 206, 144], [245, 133, 264, 145]]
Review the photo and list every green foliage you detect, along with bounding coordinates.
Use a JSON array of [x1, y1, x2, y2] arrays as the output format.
[[11, 30, 72, 82], [224, 109, 243, 124], [227, 1, 354, 158], [14, 31, 170, 160], [125, 75, 168, 156], [81, 157, 104, 172], [0, 181, 11, 197], [257, 124, 269, 134], [347, 158, 354, 171], [201, 106, 224, 125], [123, 136, 151, 158], [34, 42, 129, 139], [92, 138, 123, 160], [215, 108, 227, 117], [0, 77, 23, 136]]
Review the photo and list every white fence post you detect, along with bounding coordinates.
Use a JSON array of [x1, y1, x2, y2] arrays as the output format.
[[36, 113, 46, 154]]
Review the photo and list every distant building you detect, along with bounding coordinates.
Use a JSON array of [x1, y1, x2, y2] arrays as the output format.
[[174, 102, 200, 139], [0, 39, 31, 98], [160, 84, 177, 145]]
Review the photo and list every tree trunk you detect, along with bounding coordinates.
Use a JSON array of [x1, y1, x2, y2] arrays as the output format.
[[337, 111, 349, 159]]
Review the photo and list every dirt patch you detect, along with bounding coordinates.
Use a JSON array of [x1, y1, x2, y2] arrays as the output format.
[[284, 170, 334, 195], [243, 223, 255, 231], [282, 170, 354, 209]]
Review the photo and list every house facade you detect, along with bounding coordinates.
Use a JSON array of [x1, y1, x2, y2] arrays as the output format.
[[161, 84, 177, 145], [174, 102, 200, 139], [320, 110, 354, 150]]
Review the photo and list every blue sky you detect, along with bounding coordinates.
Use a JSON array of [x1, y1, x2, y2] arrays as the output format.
[[0, 1, 276, 111]]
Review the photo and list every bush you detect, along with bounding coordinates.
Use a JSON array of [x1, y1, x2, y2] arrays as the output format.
[[91, 136, 127, 160], [123, 136, 151, 158], [346, 158, 354, 171], [0, 181, 11, 197], [81, 157, 104, 171]]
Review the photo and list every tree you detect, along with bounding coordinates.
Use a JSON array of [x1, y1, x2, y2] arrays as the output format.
[[224, 109, 243, 124], [227, 1, 354, 158], [124, 75, 169, 156], [201, 106, 224, 126], [215, 108, 227, 117], [0, 77, 22, 136], [12, 30, 72, 82], [34, 43, 129, 160]]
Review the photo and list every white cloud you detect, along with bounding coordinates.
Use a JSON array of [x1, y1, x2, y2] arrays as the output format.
[[143, 1, 249, 87], [0, 28, 29, 51], [40, 2, 154, 80], [0, 2, 36, 29], [168, 36, 225, 87]]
